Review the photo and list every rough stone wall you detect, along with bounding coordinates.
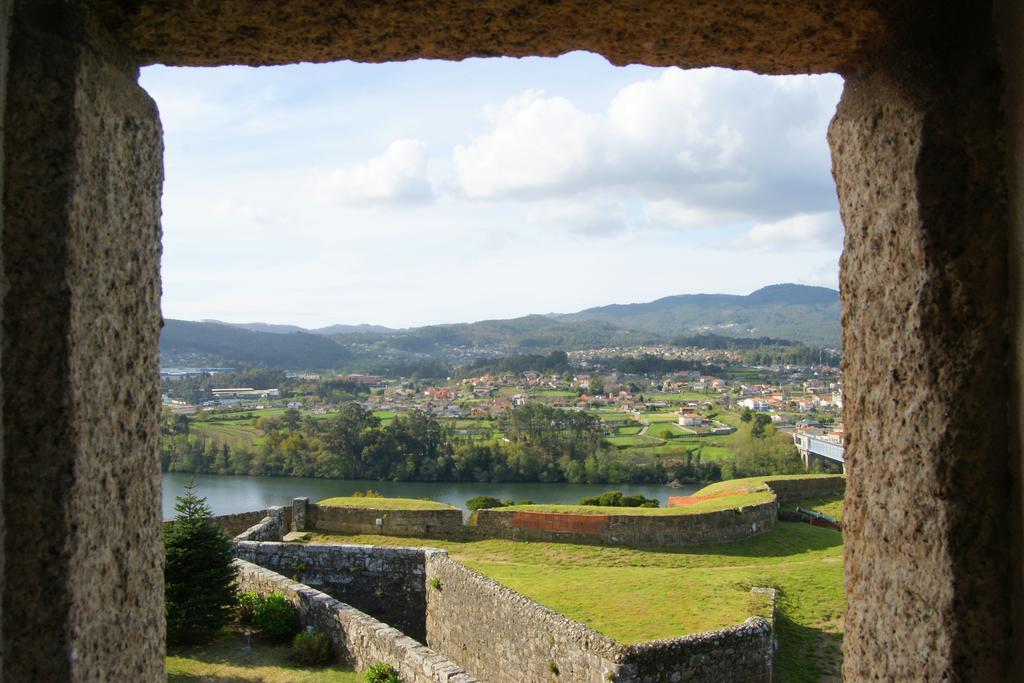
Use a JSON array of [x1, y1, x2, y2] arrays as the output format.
[[0, 0, 9, 673], [114, 0, 892, 74], [996, 0, 1024, 676], [615, 618, 773, 683], [234, 506, 287, 542], [475, 502, 775, 547], [211, 509, 278, 536], [236, 541, 429, 641], [831, 4, 1014, 678], [764, 476, 846, 503], [2, 2, 164, 680], [426, 553, 621, 682], [425, 554, 775, 683], [235, 558, 476, 683], [310, 503, 464, 538], [292, 496, 307, 531]]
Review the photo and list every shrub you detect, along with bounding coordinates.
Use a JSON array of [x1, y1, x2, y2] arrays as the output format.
[[254, 591, 299, 640], [291, 629, 332, 666], [352, 490, 383, 498], [236, 590, 262, 626], [466, 496, 504, 512], [365, 662, 401, 683], [164, 481, 237, 645], [429, 576, 442, 591], [578, 491, 658, 508]]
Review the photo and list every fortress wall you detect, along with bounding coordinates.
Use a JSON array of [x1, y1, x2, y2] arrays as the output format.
[[425, 553, 776, 683], [474, 501, 776, 547], [308, 503, 464, 538], [765, 476, 846, 503], [234, 506, 287, 542], [234, 558, 476, 683], [616, 617, 773, 683], [425, 553, 621, 682], [235, 541, 428, 641]]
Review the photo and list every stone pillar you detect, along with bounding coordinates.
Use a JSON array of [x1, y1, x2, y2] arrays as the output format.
[[2, 1, 164, 680], [292, 497, 308, 532], [0, 0, 10, 676], [830, 9, 1013, 679], [268, 506, 286, 539]]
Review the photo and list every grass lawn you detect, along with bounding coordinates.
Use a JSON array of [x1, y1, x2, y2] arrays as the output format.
[[690, 444, 732, 462], [788, 494, 845, 522], [615, 425, 643, 435], [313, 522, 844, 681], [696, 474, 845, 497], [167, 629, 360, 682], [643, 411, 682, 423], [607, 435, 659, 447], [535, 390, 577, 397], [192, 421, 264, 448], [317, 496, 457, 510], [499, 490, 774, 515], [649, 423, 690, 438]]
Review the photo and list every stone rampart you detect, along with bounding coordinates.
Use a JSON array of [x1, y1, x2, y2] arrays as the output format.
[[764, 476, 846, 503], [425, 553, 621, 682], [615, 618, 773, 683], [474, 501, 776, 547], [424, 553, 775, 682], [307, 503, 464, 538], [201, 506, 290, 536], [234, 506, 288, 542], [235, 541, 428, 641], [234, 558, 476, 683]]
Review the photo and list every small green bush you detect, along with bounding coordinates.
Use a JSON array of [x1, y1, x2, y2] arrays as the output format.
[[429, 576, 442, 591], [365, 662, 401, 683], [291, 629, 332, 666], [236, 590, 261, 626], [254, 591, 299, 640]]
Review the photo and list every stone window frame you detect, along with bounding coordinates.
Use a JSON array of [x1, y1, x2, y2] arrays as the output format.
[[1, 1, 1021, 680]]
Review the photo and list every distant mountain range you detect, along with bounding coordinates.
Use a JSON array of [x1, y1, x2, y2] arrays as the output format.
[[162, 283, 840, 369]]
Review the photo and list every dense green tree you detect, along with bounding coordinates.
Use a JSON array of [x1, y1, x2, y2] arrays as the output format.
[[163, 482, 237, 645]]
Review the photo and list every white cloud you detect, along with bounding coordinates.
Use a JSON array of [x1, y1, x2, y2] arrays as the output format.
[[453, 91, 602, 198], [320, 139, 435, 205], [531, 200, 630, 237], [739, 212, 843, 251], [643, 199, 743, 231], [452, 67, 842, 225]]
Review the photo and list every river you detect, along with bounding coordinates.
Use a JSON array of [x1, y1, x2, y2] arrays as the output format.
[[161, 472, 697, 520]]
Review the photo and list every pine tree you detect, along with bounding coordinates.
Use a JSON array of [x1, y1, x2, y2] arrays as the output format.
[[164, 481, 237, 644]]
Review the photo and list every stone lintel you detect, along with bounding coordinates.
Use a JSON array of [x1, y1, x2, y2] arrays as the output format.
[[115, 0, 892, 75]]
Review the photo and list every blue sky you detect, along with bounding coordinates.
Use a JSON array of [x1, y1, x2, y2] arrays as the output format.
[[140, 52, 843, 329]]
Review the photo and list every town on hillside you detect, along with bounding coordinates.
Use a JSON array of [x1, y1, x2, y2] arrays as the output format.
[[160, 341, 845, 484]]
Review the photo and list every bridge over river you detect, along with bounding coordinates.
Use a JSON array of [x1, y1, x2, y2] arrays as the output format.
[[793, 432, 845, 473]]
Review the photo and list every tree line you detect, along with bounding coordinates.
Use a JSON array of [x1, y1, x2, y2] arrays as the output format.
[[161, 403, 725, 484]]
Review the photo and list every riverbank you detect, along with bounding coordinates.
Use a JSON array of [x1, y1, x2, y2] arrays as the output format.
[[162, 471, 696, 519]]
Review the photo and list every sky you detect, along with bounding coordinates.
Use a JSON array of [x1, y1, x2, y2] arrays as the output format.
[[140, 52, 844, 329]]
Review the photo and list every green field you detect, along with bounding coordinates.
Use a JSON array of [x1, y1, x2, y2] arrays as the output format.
[[318, 496, 458, 511], [500, 490, 773, 515], [648, 423, 690, 438], [535, 390, 577, 398], [314, 522, 844, 680], [789, 495, 845, 522], [615, 425, 643, 435], [191, 421, 264, 448], [643, 411, 682, 423], [696, 474, 846, 496], [607, 435, 658, 447], [167, 630, 359, 682]]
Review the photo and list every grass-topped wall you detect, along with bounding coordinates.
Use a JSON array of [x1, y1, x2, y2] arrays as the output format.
[[308, 498, 464, 538]]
